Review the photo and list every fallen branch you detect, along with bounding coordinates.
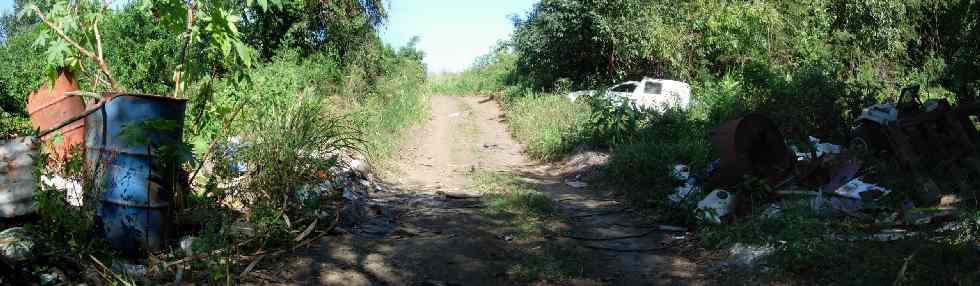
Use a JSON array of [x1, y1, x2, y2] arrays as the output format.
[[561, 228, 658, 242], [612, 223, 687, 232], [892, 248, 921, 286], [437, 191, 482, 199], [238, 254, 265, 279], [775, 190, 821, 196], [172, 1, 196, 98], [37, 95, 106, 137], [571, 209, 624, 218], [89, 255, 134, 286], [164, 237, 256, 268], [581, 244, 670, 253], [294, 218, 318, 242], [187, 99, 247, 185]]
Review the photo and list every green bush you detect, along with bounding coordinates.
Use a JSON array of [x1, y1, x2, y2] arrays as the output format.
[[427, 43, 516, 96], [503, 93, 590, 160]]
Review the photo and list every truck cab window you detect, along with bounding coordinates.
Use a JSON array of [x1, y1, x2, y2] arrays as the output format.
[[644, 82, 662, 94], [611, 83, 637, 92]]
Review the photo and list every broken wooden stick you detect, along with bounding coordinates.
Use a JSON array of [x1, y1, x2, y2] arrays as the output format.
[[581, 244, 670, 253], [294, 218, 318, 242], [437, 190, 482, 199], [561, 228, 659, 241]]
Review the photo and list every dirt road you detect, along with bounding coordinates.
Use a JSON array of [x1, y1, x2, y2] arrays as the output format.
[[275, 95, 709, 285]]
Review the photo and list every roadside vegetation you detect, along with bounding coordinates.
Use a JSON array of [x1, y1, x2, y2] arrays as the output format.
[[444, 0, 980, 284], [0, 0, 427, 283], [426, 45, 516, 96]]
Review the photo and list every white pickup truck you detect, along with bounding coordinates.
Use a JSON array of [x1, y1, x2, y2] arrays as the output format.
[[567, 78, 692, 112]]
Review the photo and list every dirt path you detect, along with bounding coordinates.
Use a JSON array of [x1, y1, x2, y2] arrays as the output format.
[[276, 95, 709, 285]]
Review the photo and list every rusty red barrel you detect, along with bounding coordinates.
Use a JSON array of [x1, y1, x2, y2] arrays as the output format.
[[710, 114, 795, 188], [26, 71, 85, 161]]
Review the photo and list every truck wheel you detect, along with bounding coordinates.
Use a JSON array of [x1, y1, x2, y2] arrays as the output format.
[[849, 121, 887, 154]]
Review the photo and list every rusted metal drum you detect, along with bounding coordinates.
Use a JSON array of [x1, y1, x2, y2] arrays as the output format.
[[26, 71, 85, 161], [86, 94, 187, 256], [0, 137, 38, 217], [710, 114, 795, 188]]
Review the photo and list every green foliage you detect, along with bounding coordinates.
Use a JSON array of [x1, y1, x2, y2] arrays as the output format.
[[503, 92, 590, 160], [585, 94, 645, 146], [0, 21, 44, 138], [26, 149, 113, 264], [240, 0, 388, 61], [427, 42, 516, 95], [509, 0, 979, 140], [229, 93, 358, 211]]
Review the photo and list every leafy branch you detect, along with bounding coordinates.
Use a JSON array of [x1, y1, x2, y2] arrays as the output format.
[[29, 3, 120, 91], [24, 0, 277, 97]]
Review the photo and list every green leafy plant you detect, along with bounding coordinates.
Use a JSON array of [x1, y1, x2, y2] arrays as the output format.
[[21, 0, 274, 94], [586, 93, 645, 147]]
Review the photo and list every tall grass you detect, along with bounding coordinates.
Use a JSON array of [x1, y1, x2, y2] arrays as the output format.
[[427, 72, 504, 96], [502, 90, 590, 160], [350, 60, 430, 166], [426, 45, 515, 96]]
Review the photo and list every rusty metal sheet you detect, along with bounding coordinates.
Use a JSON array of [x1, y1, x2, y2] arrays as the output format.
[[0, 137, 38, 217]]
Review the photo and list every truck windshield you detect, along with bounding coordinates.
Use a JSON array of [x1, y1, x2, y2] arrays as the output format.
[[611, 83, 637, 92]]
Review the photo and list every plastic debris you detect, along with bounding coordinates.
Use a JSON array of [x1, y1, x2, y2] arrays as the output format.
[[39, 268, 66, 285], [833, 178, 890, 200], [669, 164, 700, 203], [110, 260, 148, 277], [224, 136, 249, 175], [809, 136, 842, 157], [0, 227, 33, 261], [828, 229, 914, 242], [297, 181, 334, 203], [762, 204, 783, 219], [343, 187, 361, 201], [697, 190, 735, 224], [672, 164, 691, 179], [726, 243, 774, 267], [179, 236, 198, 256], [904, 208, 958, 226], [871, 229, 911, 241], [793, 137, 844, 161], [565, 181, 588, 188], [349, 159, 369, 176], [40, 175, 83, 207]]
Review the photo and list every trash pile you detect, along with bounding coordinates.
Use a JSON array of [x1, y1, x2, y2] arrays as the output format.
[[671, 86, 980, 233], [0, 71, 390, 283]]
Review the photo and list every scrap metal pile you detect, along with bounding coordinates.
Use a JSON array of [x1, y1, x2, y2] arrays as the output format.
[[678, 85, 980, 227]]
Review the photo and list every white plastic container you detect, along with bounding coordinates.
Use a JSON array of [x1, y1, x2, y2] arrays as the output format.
[[697, 189, 735, 224]]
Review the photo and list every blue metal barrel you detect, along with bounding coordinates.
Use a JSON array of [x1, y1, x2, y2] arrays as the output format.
[[85, 94, 187, 256]]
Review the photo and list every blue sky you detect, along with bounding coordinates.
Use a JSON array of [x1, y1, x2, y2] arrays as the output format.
[[380, 0, 537, 73], [1, 0, 537, 73], [0, 0, 13, 15]]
